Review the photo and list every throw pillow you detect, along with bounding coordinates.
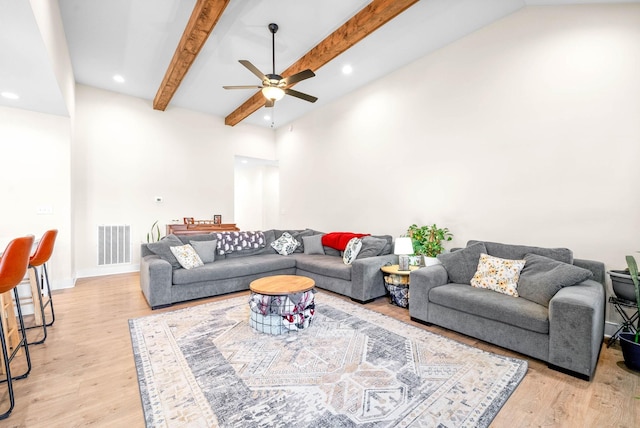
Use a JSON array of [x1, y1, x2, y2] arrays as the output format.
[[356, 236, 388, 259], [146, 234, 184, 269], [291, 229, 315, 253], [303, 234, 325, 255], [190, 239, 217, 264], [343, 237, 363, 265], [437, 242, 487, 284], [270, 232, 300, 256], [169, 244, 204, 269], [470, 253, 526, 297], [517, 253, 594, 307]]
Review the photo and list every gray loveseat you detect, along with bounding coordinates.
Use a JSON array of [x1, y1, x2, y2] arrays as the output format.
[[140, 229, 396, 309], [409, 240, 606, 380]]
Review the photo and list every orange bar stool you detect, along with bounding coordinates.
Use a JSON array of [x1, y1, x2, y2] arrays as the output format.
[[26, 229, 58, 345], [0, 236, 34, 420]]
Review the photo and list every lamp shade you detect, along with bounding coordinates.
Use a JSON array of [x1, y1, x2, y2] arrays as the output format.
[[394, 237, 414, 255], [262, 86, 285, 101]]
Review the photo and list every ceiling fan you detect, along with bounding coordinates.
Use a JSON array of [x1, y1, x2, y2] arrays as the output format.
[[223, 23, 318, 107]]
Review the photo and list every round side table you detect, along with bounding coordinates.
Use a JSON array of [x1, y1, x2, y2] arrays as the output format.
[[380, 265, 419, 308]]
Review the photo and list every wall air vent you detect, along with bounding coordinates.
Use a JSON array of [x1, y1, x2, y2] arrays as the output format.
[[97, 225, 131, 265]]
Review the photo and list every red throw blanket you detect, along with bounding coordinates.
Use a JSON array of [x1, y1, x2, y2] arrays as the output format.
[[321, 232, 370, 251]]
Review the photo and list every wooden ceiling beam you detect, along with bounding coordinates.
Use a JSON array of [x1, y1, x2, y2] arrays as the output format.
[[153, 0, 230, 111], [224, 0, 419, 127]]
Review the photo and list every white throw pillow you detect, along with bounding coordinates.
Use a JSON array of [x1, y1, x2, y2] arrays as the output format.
[[270, 232, 300, 256], [170, 244, 204, 269], [470, 253, 526, 297], [343, 237, 363, 265]]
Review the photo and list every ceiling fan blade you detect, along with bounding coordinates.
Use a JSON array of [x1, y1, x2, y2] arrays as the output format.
[[285, 88, 318, 103], [223, 85, 262, 90], [239, 60, 268, 81], [282, 69, 315, 86], [265, 99, 275, 108]]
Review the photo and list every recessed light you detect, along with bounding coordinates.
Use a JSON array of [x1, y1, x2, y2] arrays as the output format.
[[113, 74, 125, 83], [342, 65, 353, 75], [1, 92, 19, 100], [264, 115, 271, 121]]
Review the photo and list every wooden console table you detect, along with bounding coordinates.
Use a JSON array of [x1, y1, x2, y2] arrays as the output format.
[[166, 223, 240, 236]]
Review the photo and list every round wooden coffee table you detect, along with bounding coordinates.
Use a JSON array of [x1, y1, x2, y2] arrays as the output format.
[[248, 275, 316, 335], [250, 274, 315, 295]]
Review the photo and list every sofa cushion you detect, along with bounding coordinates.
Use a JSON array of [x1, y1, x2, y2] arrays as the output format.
[[291, 229, 316, 253], [147, 234, 184, 269], [170, 244, 204, 269], [180, 234, 217, 244], [372, 235, 394, 256], [303, 234, 325, 255], [323, 246, 342, 257], [429, 283, 549, 334], [437, 242, 487, 284], [271, 232, 300, 256], [190, 239, 217, 264], [172, 254, 297, 285], [467, 240, 573, 264], [356, 236, 388, 259], [470, 253, 526, 297], [343, 238, 363, 265], [518, 253, 594, 307], [292, 254, 352, 281]]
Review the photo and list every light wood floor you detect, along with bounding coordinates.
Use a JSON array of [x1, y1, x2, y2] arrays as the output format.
[[0, 272, 638, 427]]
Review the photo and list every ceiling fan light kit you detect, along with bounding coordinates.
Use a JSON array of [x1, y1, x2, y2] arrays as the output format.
[[223, 23, 317, 108], [262, 86, 285, 101]]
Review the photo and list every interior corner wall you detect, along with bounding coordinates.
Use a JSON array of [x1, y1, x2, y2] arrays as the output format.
[[0, 106, 73, 290], [276, 4, 640, 271], [72, 85, 276, 277]]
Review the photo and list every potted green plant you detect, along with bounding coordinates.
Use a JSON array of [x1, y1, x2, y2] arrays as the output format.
[[407, 224, 453, 266], [619, 255, 640, 371]]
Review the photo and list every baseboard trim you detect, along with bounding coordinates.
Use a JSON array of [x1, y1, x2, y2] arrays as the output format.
[[76, 264, 140, 279]]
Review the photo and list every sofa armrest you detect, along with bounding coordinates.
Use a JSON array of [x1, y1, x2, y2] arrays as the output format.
[[573, 258, 606, 286], [139, 255, 173, 309], [548, 279, 605, 379], [408, 265, 449, 322], [350, 254, 398, 302]]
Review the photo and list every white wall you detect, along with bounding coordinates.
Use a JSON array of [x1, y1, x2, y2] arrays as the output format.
[[0, 106, 73, 289], [277, 5, 640, 274], [234, 157, 280, 231], [72, 85, 276, 277]]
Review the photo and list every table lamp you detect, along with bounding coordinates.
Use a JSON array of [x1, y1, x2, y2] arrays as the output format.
[[394, 237, 414, 271]]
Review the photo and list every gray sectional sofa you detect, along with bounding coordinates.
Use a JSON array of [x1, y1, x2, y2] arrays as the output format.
[[139, 229, 396, 309], [409, 240, 606, 380]]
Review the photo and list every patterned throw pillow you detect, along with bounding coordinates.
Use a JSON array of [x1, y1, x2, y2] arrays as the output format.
[[270, 232, 300, 256], [343, 238, 363, 265], [169, 244, 204, 269], [470, 253, 526, 297]]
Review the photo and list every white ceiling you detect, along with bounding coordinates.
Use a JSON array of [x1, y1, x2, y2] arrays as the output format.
[[1, 0, 638, 129]]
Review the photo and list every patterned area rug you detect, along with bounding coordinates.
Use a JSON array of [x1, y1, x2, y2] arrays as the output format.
[[129, 292, 527, 427]]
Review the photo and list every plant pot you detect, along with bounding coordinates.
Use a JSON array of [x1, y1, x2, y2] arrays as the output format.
[[619, 332, 640, 371], [608, 270, 637, 302], [422, 256, 442, 267]]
